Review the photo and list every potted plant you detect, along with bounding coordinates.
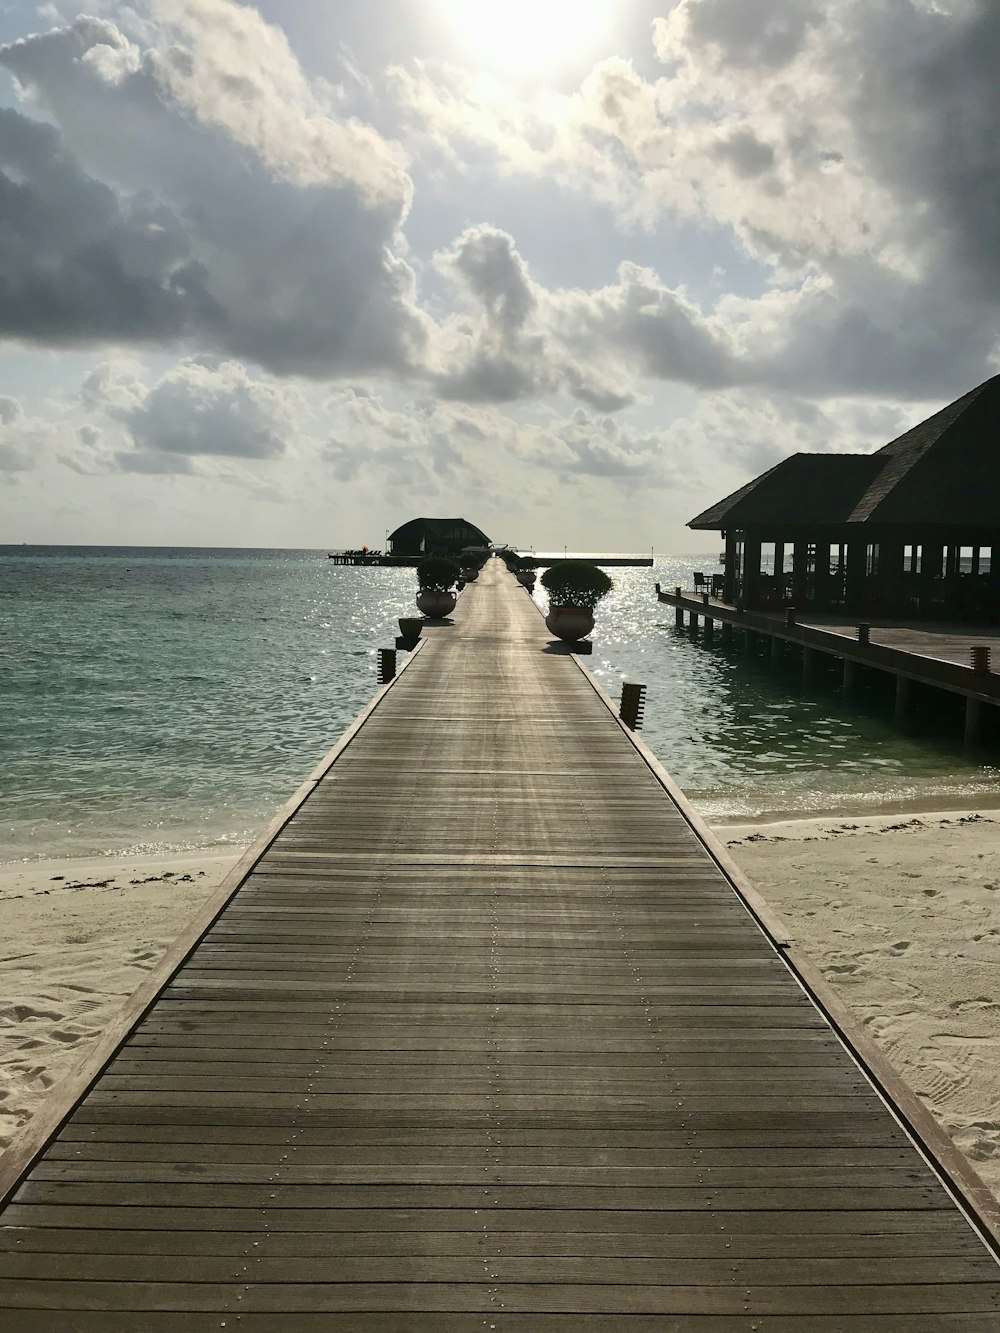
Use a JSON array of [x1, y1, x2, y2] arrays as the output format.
[[513, 557, 537, 591], [459, 547, 488, 582], [415, 555, 460, 619], [540, 561, 614, 641]]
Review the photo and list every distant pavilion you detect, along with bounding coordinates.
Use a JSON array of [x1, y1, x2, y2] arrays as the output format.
[[689, 376, 1000, 622], [387, 517, 491, 559]]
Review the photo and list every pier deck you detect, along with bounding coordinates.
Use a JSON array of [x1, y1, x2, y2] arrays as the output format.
[[3, 562, 1000, 1327]]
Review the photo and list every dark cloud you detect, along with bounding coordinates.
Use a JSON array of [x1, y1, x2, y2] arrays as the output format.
[[0, 108, 207, 345], [0, 14, 426, 377], [668, 0, 825, 71], [711, 128, 777, 179]]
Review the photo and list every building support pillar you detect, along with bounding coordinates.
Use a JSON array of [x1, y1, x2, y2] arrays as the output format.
[[894, 674, 912, 727], [723, 531, 738, 603], [965, 697, 986, 748]]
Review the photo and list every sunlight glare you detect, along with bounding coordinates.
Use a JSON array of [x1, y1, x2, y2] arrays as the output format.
[[443, 0, 616, 74]]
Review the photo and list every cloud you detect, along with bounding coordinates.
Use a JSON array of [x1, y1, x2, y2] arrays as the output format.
[[78, 356, 304, 472], [124, 359, 297, 460], [0, 9, 427, 376], [0, 394, 62, 472], [433, 226, 738, 407], [0, 108, 204, 345], [658, 0, 826, 72], [385, 2, 1000, 403]]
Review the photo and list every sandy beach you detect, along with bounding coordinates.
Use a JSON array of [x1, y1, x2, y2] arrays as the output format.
[[0, 850, 233, 1151], [2, 812, 1000, 1204]]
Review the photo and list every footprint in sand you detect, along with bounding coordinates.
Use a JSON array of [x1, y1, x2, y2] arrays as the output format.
[[888, 940, 911, 954], [2, 1004, 64, 1024], [48, 1029, 86, 1045], [950, 997, 1000, 1014]]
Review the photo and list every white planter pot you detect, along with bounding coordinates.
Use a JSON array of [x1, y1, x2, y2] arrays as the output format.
[[545, 604, 594, 641], [416, 589, 456, 619]]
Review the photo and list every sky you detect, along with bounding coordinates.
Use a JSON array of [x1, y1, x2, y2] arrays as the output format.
[[0, 0, 998, 552]]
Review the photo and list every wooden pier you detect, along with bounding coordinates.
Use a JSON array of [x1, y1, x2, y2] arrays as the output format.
[[659, 585, 1000, 746], [3, 562, 1000, 1327]]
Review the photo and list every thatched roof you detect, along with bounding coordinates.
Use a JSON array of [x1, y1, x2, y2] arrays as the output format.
[[690, 375, 1000, 531], [388, 517, 491, 546]]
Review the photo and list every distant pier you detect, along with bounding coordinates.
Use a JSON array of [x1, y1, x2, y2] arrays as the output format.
[[328, 551, 655, 567], [659, 584, 1000, 747]]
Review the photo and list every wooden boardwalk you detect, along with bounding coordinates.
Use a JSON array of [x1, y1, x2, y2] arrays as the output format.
[[3, 561, 1000, 1328]]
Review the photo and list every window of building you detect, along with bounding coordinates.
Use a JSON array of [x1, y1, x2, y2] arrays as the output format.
[[904, 544, 922, 574]]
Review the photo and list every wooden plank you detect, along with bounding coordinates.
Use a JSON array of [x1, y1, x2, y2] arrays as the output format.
[[2, 1204, 977, 1233], [2, 1277, 1000, 1314], [5, 1252, 999, 1285], [6, 1313, 1000, 1333]]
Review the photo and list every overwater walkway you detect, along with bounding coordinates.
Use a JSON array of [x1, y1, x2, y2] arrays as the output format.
[[2, 561, 1000, 1327]]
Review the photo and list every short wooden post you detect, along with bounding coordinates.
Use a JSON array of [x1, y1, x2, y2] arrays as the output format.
[[704, 617, 714, 638], [785, 607, 797, 627], [857, 623, 871, 644], [377, 648, 397, 684], [894, 674, 912, 726], [620, 682, 646, 731], [971, 645, 992, 675], [675, 604, 684, 628], [702, 591, 710, 607], [690, 611, 700, 629]]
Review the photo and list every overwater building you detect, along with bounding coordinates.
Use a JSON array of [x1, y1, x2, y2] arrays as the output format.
[[387, 517, 491, 559], [690, 376, 1000, 621]]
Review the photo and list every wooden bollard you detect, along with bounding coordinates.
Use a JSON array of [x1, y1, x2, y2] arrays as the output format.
[[857, 623, 870, 644], [377, 648, 396, 684], [785, 607, 796, 626], [971, 645, 992, 675], [620, 682, 646, 731]]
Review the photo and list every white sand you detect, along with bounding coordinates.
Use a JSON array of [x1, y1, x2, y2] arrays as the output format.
[[0, 850, 235, 1152], [2, 815, 1000, 1207], [719, 810, 1000, 1199]]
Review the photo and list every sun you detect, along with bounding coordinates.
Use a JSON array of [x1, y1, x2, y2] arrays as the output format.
[[441, 0, 616, 75]]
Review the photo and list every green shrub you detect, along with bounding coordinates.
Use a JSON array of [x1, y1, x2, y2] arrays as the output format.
[[416, 556, 461, 592], [540, 561, 614, 610]]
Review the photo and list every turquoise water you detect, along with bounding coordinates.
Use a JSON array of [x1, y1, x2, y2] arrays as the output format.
[[3, 547, 998, 861]]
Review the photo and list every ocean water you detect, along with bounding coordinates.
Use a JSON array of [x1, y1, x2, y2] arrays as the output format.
[[3, 546, 998, 862]]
